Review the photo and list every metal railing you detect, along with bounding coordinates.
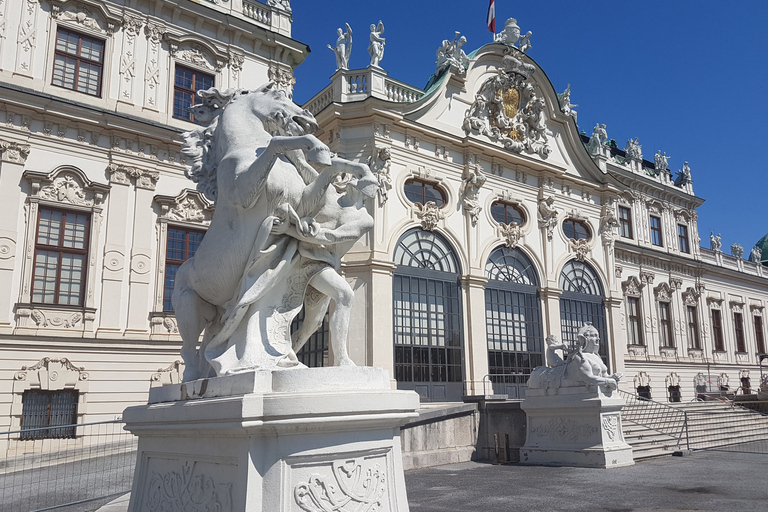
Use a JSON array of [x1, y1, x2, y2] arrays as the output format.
[[0, 420, 136, 512], [617, 389, 690, 451]]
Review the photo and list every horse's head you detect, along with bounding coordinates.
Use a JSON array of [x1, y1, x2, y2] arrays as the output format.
[[331, 160, 379, 200], [238, 82, 319, 137]]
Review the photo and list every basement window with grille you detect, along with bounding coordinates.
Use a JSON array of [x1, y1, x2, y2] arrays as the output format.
[[20, 390, 78, 440]]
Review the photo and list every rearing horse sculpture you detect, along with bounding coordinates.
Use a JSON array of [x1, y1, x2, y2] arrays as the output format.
[[174, 83, 375, 381]]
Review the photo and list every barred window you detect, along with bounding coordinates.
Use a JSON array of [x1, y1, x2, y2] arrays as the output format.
[[33, 208, 90, 306], [52, 28, 104, 96], [173, 65, 214, 122], [20, 390, 78, 440], [163, 227, 204, 311]]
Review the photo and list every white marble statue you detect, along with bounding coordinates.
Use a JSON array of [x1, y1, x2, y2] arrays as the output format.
[[368, 21, 385, 67], [267, 0, 291, 12], [328, 23, 352, 70], [624, 137, 642, 162], [750, 245, 763, 263], [710, 232, 722, 252], [654, 150, 670, 174], [435, 31, 469, 76], [537, 190, 558, 241], [175, 84, 377, 381], [518, 30, 533, 53], [731, 243, 744, 259], [586, 123, 607, 156], [495, 18, 521, 46], [557, 84, 578, 122], [527, 324, 623, 393], [676, 161, 692, 186]]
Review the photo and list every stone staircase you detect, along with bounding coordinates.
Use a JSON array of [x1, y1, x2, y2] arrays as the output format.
[[622, 399, 768, 459]]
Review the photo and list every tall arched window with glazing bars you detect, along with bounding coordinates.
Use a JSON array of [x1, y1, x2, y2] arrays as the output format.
[[393, 229, 463, 402], [485, 246, 543, 399], [559, 260, 609, 367]]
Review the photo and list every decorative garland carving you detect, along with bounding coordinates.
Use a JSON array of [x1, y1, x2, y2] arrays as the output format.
[[294, 458, 387, 512], [145, 461, 232, 512]]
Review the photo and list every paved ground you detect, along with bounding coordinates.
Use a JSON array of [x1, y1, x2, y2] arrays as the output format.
[[91, 447, 767, 512]]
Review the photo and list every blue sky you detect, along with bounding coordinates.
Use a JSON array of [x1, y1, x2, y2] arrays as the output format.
[[290, 1, 768, 253]]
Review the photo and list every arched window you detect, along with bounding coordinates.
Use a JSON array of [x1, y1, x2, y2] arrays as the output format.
[[559, 260, 609, 366], [393, 229, 463, 402], [485, 247, 543, 399], [403, 179, 447, 207], [490, 201, 526, 226], [562, 219, 591, 240]]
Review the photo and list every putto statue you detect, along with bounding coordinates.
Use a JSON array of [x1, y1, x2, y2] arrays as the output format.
[[435, 31, 469, 77], [527, 324, 623, 393], [368, 20, 385, 67], [328, 23, 352, 70], [175, 84, 377, 381], [710, 232, 722, 252]]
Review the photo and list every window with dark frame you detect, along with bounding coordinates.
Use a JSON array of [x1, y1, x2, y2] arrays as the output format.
[[755, 315, 765, 354], [20, 390, 78, 440], [490, 201, 526, 226], [163, 227, 205, 311], [52, 27, 104, 97], [687, 305, 700, 349], [403, 179, 446, 207], [173, 65, 215, 122], [627, 297, 644, 346], [32, 208, 90, 306], [711, 309, 725, 351], [618, 206, 633, 239], [734, 312, 746, 353], [650, 215, 663, 246], [678, 224, 690, 253], [659, 302, 674, 348], [562, 219, 591, 240]]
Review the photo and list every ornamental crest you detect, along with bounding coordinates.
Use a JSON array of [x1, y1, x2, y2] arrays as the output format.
[[415, 201, 444, 231], [462, 52, 551, 158], [500, 222, 522, 248]]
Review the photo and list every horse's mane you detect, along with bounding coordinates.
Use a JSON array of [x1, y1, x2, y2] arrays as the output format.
[[180, 88, 240, 202]]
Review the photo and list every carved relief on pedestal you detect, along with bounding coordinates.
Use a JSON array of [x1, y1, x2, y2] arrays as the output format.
[[528, 418, 599, 443], [144, 460, 233, 512], [601, 414, 620, 442], [294, 457, 389, 512], [462, 48, 551, 158]]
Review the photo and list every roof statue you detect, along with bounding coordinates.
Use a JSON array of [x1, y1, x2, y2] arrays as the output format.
[[527, 324, 623, 393], [586, 123, 607, 156], [624, 137, 642, 162], [731, 243, 744, 259], [654, 150, 670, 175], [267, 0, 291, 12], [328, 23, 352, 70], [710, 232, 722, 252], [175, 84, 377, 381], [435, 31, 470, 77], [675, 161, 692, 186], [750, 245, 763, 263], [368, 20, 385, 67], [557, 84, 578, 123]]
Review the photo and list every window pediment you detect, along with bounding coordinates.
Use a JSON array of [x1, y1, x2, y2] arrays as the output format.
[[24, 167, 108, 208], [155, 189, 215, 226]]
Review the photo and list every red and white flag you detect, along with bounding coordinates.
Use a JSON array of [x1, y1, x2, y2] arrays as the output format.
[[487, 0, 496, 33]]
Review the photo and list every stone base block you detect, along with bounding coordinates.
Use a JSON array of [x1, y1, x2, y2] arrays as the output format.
[[520, 386, 634, 469], [123, 367, 419, 511]]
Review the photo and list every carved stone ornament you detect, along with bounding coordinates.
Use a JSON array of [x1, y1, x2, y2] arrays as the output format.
[[639, 271, 655, 285], [654, 282, 672, 302], [749, 245, 763, 263], [150, 360, 184, 382], [156, 189, 215, 226], [460, 164, 486, 227], [367, 147, 392, 206], [107, 164, 159, 190], [51, 4, 106, 34], [0, 140, 31, 163], [171, 43, 216, 71], [500, 222, 522, 248], [731, 243, 744, 259], [15, 357, 89, 382], [599, 200, 619, 245], [528, 418, 598, 444], [25, 168, 108, 207], [28, 308, 83, 329], [536, 189, 558, 241], [621, 276, 644, 297], [462, 50, 551, 158], [669, 277, 683, 290], [145, 460, 232, 512], [569, 238, 590, 262], [729, 300, 744, 313], [681, 287, 700, 306], [268, 65, 296, 94], [415, 201, 444, 231], [294, 458, 387, 512], [627, 345, 647, 358]]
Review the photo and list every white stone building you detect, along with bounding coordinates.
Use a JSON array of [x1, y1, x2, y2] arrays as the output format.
[[0, 0, 305, 433]]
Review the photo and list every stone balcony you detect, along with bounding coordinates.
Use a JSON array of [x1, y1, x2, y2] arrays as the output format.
[[304, 67, 425, 116], [198, 0, 293, 37]]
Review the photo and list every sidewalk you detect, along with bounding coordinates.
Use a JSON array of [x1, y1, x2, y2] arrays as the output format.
[[98, 448, 767, 511]]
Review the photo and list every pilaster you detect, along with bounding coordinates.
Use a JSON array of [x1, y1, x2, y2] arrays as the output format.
[[459, 274, 489, 396]]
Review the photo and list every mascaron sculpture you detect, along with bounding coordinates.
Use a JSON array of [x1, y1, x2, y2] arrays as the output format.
[[175, 84, 377, 381]]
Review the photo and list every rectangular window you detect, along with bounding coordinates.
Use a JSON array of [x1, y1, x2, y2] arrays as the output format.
[[627, 297, 644, 345], [711, 309, 724, 351], [678, 224, 690, 253], [650, 216, 663, 246], [52, 28, 104, 96], [755, 316, 766, 354], [619, 206, 633, 239], [734, 312, 746, 352], [687, 305, 700, 349], [173, 65, 215, 122], [32, 208, 90, 306], [659, 302, 674, 348], [163, 227, 205, 311], [21, 390, 78, 440]]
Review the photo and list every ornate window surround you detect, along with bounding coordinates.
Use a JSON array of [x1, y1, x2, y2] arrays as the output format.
[[150, 189, 214, 337], [654, 283, 675, 351], [16, 167, 109, 334], [10, 357, 90, 435], [622, 276, 645, 349], [44, 1, 121, 101], [165, 34, 228, 115]]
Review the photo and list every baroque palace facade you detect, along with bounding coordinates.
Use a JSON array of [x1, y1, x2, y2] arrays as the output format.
[[0, 1, 766, 438]]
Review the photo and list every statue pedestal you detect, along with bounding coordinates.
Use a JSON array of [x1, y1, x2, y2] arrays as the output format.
[[520, 386, 634, 468], [123, 367, 419, 512]]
